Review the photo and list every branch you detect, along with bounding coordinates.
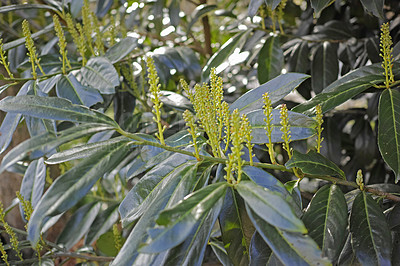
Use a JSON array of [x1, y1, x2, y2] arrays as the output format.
[[200, 0, 213, 56], [116, 127, 400, 202]]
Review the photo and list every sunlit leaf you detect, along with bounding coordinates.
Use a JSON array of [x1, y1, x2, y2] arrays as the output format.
[[285, 150, 345, 179], [230, 73, 309, 114], [236, 181, 307, 233]]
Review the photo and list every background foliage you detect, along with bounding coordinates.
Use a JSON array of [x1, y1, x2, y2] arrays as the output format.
[[0, 0, 400, 265]]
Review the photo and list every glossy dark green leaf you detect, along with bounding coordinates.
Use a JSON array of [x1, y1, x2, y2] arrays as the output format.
[[386, 203, 400, 230], [187, 4, 217, 33], [46, 136, 132, 164], [85, 203, 119, 245], [169, 0, 181, 26], [292, 62, 400, 115], [285, 150, 345, 179], [0, 82, 31, 154], [378, 88, 400, 182], [159, 90, 192, 111], [230, 73, 309, 114], [19, 158, 45, 214], [57, 202, 101, 249], [219, 187, 253, 265], [140, 182, 228, 252], [105, 37, 138, 63], [210, 240, 234, 266], [27, 141, 130, 244], [267, 0, 282, 10], [360, 0, 383, 18], [0, 112, 21, 154], [96, 0, 113, 17], [249, 232, 272, 266], [350, 191, 392, 265], [246, 109, 317, 144], [0, 95, 118, 127], [81, 57, 120, 94], [0, 4, 59, 13], [3, 24, 54, 51], [38, 74, 61, 93], [0, 123, 113, 174], [302, 184, 348, 261], [311, 42, 339, 94], [257, 34, 283, 84], [243, 166, 287, 194], [162, 199, 224, 266], [111, 164, 199, 265], [248, 0, 263, 17], [236, 181, 307, 233], [287, 40, 310, 73], [243, 166, 301, 216], [56, 74, 103, 107], [311, 0, 334, 17], [202, 31, 248, 81], [119, 153, 197, 226], [119, 163, 205, 265], [247, 207, 330, 265]]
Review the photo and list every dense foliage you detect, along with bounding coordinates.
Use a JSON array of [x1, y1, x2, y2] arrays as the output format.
[[0, 0, 400, 265]]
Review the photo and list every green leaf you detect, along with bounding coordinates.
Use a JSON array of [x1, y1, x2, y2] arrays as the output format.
[[267, 0, 282, 10], [359, 0, 384, 18], [56, 74, 103, 107], [0, 95, 118, 127], [201, 31, 249, 82], [187, 4, 218, 33], [247, 207, 330, 266], [230, 73, 309, 114], [311, 0, 335, 17], [46, 136, 132, 164], [236, 181, 307, 233], [219, 187, 253, 265], [119, 153, 197, 226], [287, 40, 310, 73], [27, 141, 130, 244], [378, 88, 400, 182], [105, 37, 138, 63], [85, 203, 119, 245], [249, 232, 272, 266], [0, 123, 113, 174], [211, 240, 234, 266], [118, 163, 207, 265], [19, 158, 45, 210], [3, 24, 54, 51], [159, 90, 192, 111], [0, 112, 21, 154], [57, 202, 101, 249], [248, 0, 263, 17], [81, 57, 120, 94], [162, 200, 225, 265], [246, 109, 317, 144], [285, 150, 346, 179], [0, 4, 59, 13], [350, 191, 392, 265], [112, 164, 200, 265], [140, 182, 228, 253], [292, 62, 400, 115], [311, 42, 339, 94], [257, 34, 284, 84], [302, 184, 348, 261]]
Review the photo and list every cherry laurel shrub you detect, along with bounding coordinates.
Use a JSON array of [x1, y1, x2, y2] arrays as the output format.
[[0, 1, 400, 265]]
